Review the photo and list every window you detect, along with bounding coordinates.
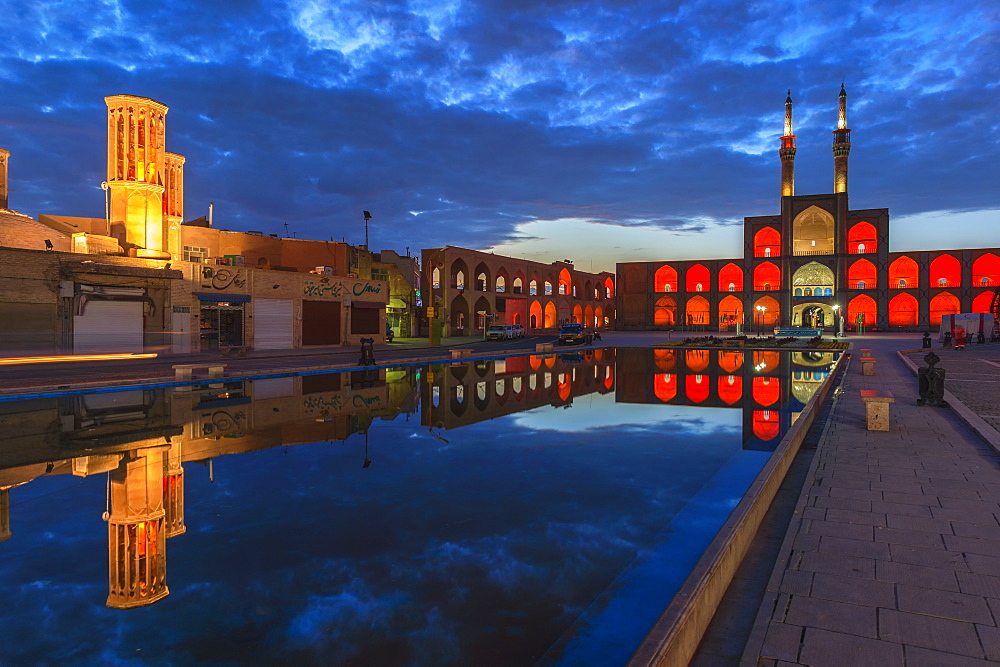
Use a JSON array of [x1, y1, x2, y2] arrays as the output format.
[[696, 283, 703, 292], [857, 281, 866, 289], [572, 286, 577, 297], [544, 281, 553, 295], [183, 245, 209, 263], [857, 243, 866, 253], [728, 282, 736, 292], [529, 280, 537, 296], [938, 278, 947, 287], [898, 279, 907, 288], [558, 284, 566, 295], [764, 247, 771, 257], [371, 268, 389, 283]]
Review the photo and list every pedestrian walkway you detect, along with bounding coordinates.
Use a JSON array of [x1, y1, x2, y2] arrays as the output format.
[[743, 336, 1000, 665]]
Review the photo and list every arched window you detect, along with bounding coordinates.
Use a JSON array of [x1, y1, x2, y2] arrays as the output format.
[[544, 281, 553, 295], [718, 262, 744, 292], [728, 283, 736, 291], [753, 262, 781, 291], [848, 221, 877, 254], [857, 243, 865, 254], [848, 259, 877, 289], [685, 264, 710, 292], [765, 247, 771, 257], [529, 279, 538, 296], [695, 283, 703, 292]]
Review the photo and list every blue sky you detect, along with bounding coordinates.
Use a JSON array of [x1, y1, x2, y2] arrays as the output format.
[[1, 0, 997, 272]]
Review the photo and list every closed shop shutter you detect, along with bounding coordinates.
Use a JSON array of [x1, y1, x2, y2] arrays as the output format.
[[302, 301, 341, 345], [74, 300, 144, 354], [254, 299, 294, 349], [350, 303, 380, 334]]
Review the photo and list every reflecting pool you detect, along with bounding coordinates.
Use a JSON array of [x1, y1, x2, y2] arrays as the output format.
[[0, 348, 837, 664]]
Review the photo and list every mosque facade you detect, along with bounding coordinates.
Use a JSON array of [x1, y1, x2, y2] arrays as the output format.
[[617, 86, 1000, 333]]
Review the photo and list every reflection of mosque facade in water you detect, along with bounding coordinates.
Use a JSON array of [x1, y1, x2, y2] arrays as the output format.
[[0, 348, 832, 607], [615, 348, 836, 450]]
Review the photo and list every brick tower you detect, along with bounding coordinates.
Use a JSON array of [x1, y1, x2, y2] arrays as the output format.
[[780, 91, 796, 197], [0, 148, 9, 209], [104, 95, 171, 259]]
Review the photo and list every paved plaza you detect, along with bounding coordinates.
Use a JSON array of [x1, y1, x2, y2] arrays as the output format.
[[3, 332, 1000, 665], [744, 335, 1000, 665]]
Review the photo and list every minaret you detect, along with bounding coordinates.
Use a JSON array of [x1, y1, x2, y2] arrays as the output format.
[[105, 95, 171, 259], [832, 83, 851, 194], [163, 152, 186, 261], [0, 148, 9, 209], [779, 91, 796, 197], [106, 446, 169, 608]]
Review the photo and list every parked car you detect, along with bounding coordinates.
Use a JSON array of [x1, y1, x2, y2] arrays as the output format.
[[511, 324, 525, 338], [486, 324, 514, 340], [558, 322, 592, 345]]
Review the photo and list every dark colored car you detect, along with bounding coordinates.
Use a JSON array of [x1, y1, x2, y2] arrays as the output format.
[[558, 323, 592, 345]]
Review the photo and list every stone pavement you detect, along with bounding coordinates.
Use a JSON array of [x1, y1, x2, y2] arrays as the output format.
[[743, 335, 1000, 665]]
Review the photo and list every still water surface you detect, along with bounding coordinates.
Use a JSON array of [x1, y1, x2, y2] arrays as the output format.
[[0, 348, 837, 664]]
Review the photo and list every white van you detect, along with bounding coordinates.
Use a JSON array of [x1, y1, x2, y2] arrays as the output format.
[[486, 324, 514, 340]]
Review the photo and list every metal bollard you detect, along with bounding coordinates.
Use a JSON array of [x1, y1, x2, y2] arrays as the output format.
[[358, 337, 376, 366], [922, 332, 932, 349], [917, 350, 946, 407]]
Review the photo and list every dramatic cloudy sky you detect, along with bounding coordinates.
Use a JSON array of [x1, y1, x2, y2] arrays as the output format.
[[1, 0, 997, 271]]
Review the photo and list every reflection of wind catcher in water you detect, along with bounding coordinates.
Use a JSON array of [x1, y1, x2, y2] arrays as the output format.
[[106, 445, 169, 609]]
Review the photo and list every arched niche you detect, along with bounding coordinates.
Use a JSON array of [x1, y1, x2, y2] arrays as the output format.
[[793, 205, 834, 255]]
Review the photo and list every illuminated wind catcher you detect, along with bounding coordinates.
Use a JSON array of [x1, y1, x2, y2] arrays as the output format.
[[106, 446, 169, 608], [105, 95, 175, 259]]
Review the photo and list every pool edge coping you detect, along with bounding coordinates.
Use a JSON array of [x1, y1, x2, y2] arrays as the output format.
[[627, 350, 848, 666]]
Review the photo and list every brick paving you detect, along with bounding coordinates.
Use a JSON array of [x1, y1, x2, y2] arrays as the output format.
[[744, 336, 1000, 666]]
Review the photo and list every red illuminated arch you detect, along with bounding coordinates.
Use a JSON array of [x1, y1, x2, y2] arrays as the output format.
[[888, 293, 918, 326], [529, 300, 542, 330], [654, 373, 676, 402], [604, 277, 614, 299], [654, 264, 678, 292], [753, 410, 780, 441], [572, 304, 583, 324], [754, 227, 780, 258], [753, 262, 781, 291], [717, 350, 743, 373], [889, 256, 918, 289], [848, 295, 877, 327], [544, 302, 557, 328], [558, 268, 572, 296], [848, 221, 877, 254], [848, 259, 877, 289], [929, 292, 960, 326], [717, 375, 742, 405], [584, 305, 594, 328], [972, 291, 996, 313], [718, 295, 743, 329], [752, 376, 781, 407], [654, 349, 676, 372], [558, 377, 571, 401], [603, 366, 615, 389], [752, 350, 780, 372], [752, 296, 780, 327], [973, 253, 1000, 287], [686, 349, 709, 373], [685, 374, 710, 403], [718, 263, 744, 291], [685, 295, 710, 327], [685, 264, 711, 292], [930, 254, 961, 288], [654, 296, 677, 326]]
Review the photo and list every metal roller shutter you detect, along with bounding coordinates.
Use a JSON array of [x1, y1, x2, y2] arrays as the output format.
[[253, 299, 293, 349], [73, 300, 144, 355]]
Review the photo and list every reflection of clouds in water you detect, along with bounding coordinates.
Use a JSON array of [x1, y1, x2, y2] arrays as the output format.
[[512, 397, 741, 435]]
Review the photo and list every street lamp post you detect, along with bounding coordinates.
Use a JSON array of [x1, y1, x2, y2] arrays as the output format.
[[755, 305, 767, 336], [832, 304, 843, 337]]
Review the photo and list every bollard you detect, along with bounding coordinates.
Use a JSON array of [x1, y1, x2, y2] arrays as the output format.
[[943, 331, 953, 348], [922, 332, 932, 349], [917, 350, 947, 407], [358, 337, 376, 366]]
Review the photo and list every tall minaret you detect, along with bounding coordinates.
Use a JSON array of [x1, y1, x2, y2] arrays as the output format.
[[105, 95, 171, 259], [832, 83, 851, 194], [779, 91, 796, 197], [0, 148, 9, 209]]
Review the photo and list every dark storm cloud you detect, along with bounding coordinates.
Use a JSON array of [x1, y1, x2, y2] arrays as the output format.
[[0, 0, 997, 255]]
